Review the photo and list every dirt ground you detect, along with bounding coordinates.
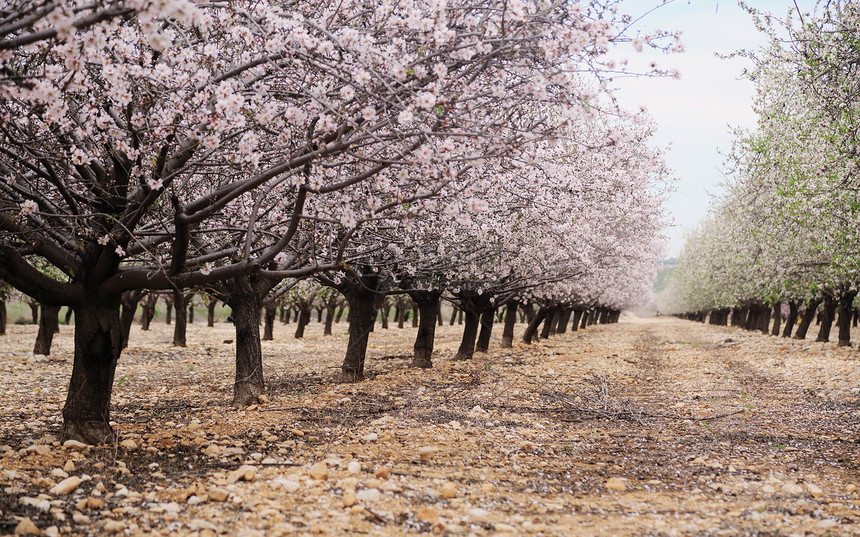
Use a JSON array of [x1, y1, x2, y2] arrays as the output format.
[[1, 315, 860, 537]]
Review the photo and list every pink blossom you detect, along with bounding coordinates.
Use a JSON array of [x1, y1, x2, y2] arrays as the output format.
[[19, 200, 37, 216]]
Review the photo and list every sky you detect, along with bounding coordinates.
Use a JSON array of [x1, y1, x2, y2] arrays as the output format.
[[611, 0, 818, 258]]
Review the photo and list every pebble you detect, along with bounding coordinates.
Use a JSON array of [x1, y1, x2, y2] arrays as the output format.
[[63, 460, 75, 473], [50, 469, 68, 479], [103, 520, 126, 533], [848, 484, 857, 493], [362, 433, 379, 442], [342, 492, 358, 507], [119, 439, 137, 450], [49, 476, 81, 495], [227, 465, 257, 483], [605, 477, 627, 492], [440, 482, 457, 499], [416, 506, 439, 523], [19, 497, 51, 512], [374, 466, 390, 479], [347, 461, 361, 475], [72, 512, 90, 524], [495, 523, 517, 532], [805, 483, 823, 498], [309, 462, 329, 480], [781, 483, 803, 495], [14, 518, 40, 536], [25, 445, 51, 457], [816, 519, 838, 529], [418, 446, 439, 462], [208, 488, 230, 502], [62, 440, 88, 451], [356, 488, 381, 502], [257, 394, 269, 404]]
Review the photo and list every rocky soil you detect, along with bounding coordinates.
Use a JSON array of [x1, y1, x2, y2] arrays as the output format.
[[1, 315, 860, 537]]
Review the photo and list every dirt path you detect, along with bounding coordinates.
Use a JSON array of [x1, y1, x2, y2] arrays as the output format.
[[1, 316, 859, 536]]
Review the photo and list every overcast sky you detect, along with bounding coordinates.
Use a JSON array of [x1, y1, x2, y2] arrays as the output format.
[[612, 0, 817, 258]]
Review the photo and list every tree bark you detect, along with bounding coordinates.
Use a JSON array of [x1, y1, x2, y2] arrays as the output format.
[[570, 309, 582, 332], [207, 299, 217, 327], [324, 304, 337, 336], [33, 303, 60, 355], [475, 305, 496, 353], [452, 295, 489, 360], [501, 301, 518, 348], [837, 292, 856, 347], [227, 277, 266, 406], [794, 298, 821, 340], [556, 308, 572, 334], [294, 303, 311, 338], [449, 305, 458, 325], [61, 303, 122, 445], [165, 295, 172, 325], [28, 299, 38, 324], [172, 290, 188, 347], [815, 294, 837, 342], [523, 306, 548, 344], [119, 290, 143, 349], [782, 301, 798, 338], [412, 302, 420, 328], [410, 291, 441, 368], [188, 302, 194, 324], [262, 303, 277, 341], [0, 298, 6, 335], [540, 307, 557, 340], [580, 309, 589, 329], [140, 293, 157, 330], [380, 303, 391, 329], [770, 302, 781, 336], [340, 280, 381, 381]]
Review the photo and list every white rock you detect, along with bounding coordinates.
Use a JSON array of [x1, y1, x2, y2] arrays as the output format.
[[362, 433, 379, 442], [19, 496, 51, 512], [62, 440, 88, 451], [816, 519, 837, 529], [418, 446, 439, 462], [356, 488, 381, 502], [347, 461, 361, 475], [49, 476, 81, 495]]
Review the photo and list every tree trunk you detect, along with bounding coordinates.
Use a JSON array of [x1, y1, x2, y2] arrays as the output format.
[[188, 302, 194, 324], [540, 307, 557, 340], [324, 305, 336, 336], [570, 309, 582, 332], [437, 307, 443, 326], [457, 308, 464, 325], [207, 299, 217, 327], [172, 290, 188, 347], [557, 308, 572, 334], [262, 303, 277, 341], [523, 306, 548, 344], [294, 305, 311, 338], [397, 305, 407, 329], [770, 302, 781, 336], [119, 291, 143, 349], [165, 296, 172, 325], [334, 304, 346, 324], [782, 301, 798, 338], [410, 291, 441, 368], [501, 301, 518, 348], [815, 294, 837, 343], [412, 303, 420, 328], [381, 304, 391, 329], [475, 306, 496, 353], [316, 307, 324, 323], [453, 295, 489, 361], [33, 304, 60, 355], [580, 310, 589, 329], [794, 298, 821, 340], [227, 277, 266, 406], [28, 299, 38, 324], [61, 303, 122, 445], [141, 294, 156, 330], [0, 298, 6, 335], [449, 305, 458, 325], [341, 282, 381, 382], [837, 292, 856, 347]]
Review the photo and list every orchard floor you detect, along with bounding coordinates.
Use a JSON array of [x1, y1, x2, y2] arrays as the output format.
[[2, 315, 860, 537]]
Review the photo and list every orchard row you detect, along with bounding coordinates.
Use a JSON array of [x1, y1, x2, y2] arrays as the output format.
[[663, 3, 860, 337], [0, 1, 672, 444]]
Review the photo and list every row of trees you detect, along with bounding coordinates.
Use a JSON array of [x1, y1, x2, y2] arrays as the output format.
[[0, 0, 672, 443], [662, 2, 860, 345]]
